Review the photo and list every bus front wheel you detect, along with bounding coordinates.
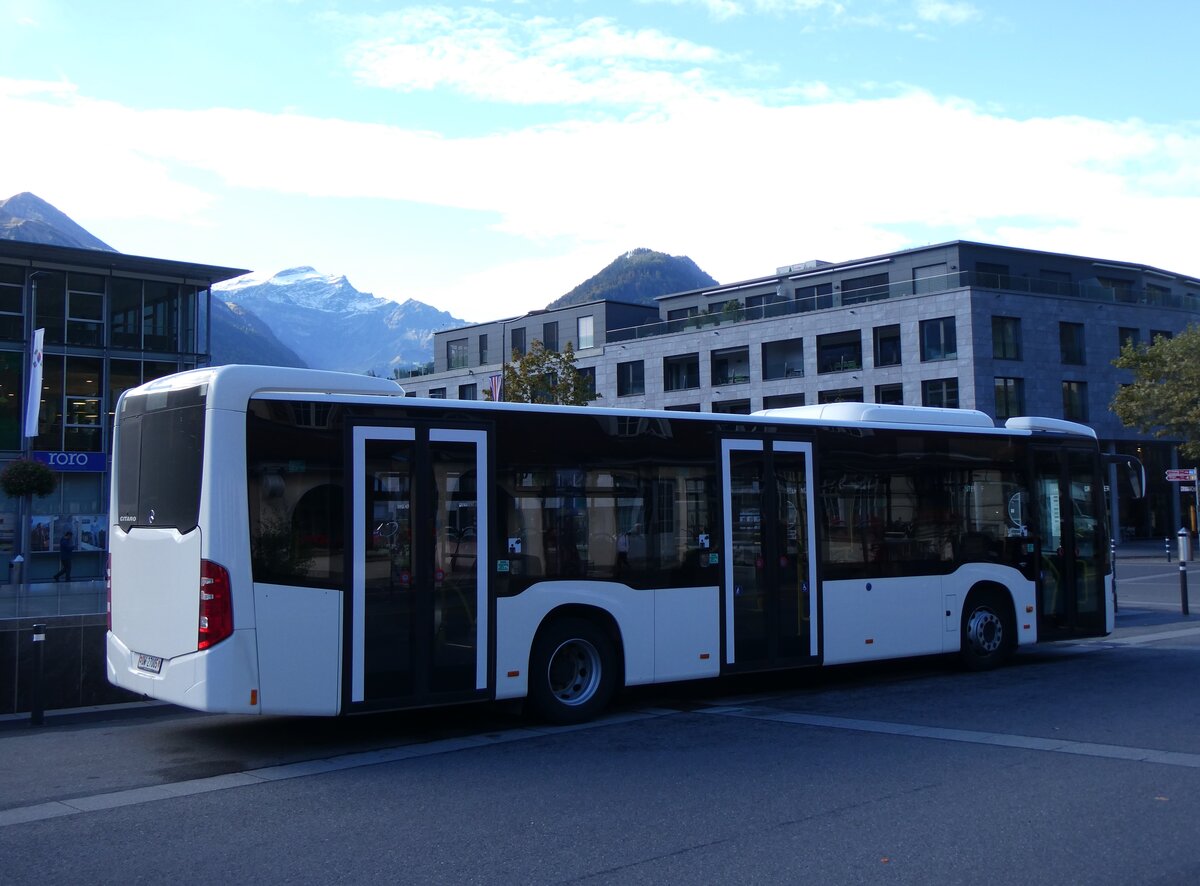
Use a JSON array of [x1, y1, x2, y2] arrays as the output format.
[[959, 590, 1015, 671], [528, 617, 617, 724]]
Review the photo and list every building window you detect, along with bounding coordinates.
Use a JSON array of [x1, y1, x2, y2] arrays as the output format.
[[711, 347, 750, 385], [429, 387, 447, 399], [578, 366, 597, 400], [817, 331, 862, 373], [447, 338, 468, 370], [65, 357, 104, 451], [458, 383, 477, 401], [1118, 327, 1140, 351], [1151, 330, 1172, 343], [1033, 269, 1072, 297], [875, 383, 903, 405], [143, 281, 180, 352], [873, 325, 901, 367], [994, 377, 1025, 420], [922, 377, 959, 408], [920, 317, 957, 362], [841, 273, 889, 305], [576, 316, 594, 350], [992, 316, 1022, 360], [510, 327, 526, 357], [0, 351, 22, 450], [479, 333, 488, 365], [1097, 277, 1135, 303], [663, 354, 700, 391], [667, 307, 698, 322], [763, 393, 805, 409], [795, 282, 833, 312], [818, 387, 863, 404], [712, 398, 752, 414], [617, 360, 644, 397], [67, 272, 104, 347], [976, 262, 1008, 289], [542, 321, 558, 352], [665, 403, 702, 412], [0, 264, 23, 341], [1062, 380, 1088, 422], [912, 263, 948, 295], [762, 338, 804, 380], [1059, 322, 1086, 365], [110, 277, 141, 349]]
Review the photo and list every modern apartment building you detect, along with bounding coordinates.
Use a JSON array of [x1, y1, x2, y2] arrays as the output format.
[[406, 241, 1200, 539]]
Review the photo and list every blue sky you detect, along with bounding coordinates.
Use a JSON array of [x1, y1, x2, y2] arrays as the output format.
[[2, 0, 1198, 321]]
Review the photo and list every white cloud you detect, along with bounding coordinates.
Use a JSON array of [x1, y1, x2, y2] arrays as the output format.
[[639, 0, 841, 20], [913, 0, 980, 25], [2, 62, 1198, 322], [346, 9, 725, 106]]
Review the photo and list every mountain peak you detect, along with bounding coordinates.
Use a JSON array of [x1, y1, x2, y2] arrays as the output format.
[[0, 192, 115, 251], [547, 249, 717, 310]]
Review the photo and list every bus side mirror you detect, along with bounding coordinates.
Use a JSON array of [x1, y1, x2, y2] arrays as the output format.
[[1105, 454, 1145, 500]]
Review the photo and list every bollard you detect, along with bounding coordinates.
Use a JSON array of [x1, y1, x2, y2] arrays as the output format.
[[1181, 561, 1190, 617], [30, 623, 46, 727], [1166, 537, 1173, 563], [1180, 528, 1194, 564], [1111, 539, 1118, 613]]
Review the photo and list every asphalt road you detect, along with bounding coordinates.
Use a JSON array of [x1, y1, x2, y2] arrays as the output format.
[[2, 560, 1199, 885]]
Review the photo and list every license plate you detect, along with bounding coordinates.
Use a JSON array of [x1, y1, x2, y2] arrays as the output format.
[[135, 653, 163, 674]]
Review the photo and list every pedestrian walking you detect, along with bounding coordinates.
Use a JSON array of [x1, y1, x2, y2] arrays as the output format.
[[53, 529, 74, 582]]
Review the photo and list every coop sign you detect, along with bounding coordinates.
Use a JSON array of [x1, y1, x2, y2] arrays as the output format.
[[32, 451, 106, 472]]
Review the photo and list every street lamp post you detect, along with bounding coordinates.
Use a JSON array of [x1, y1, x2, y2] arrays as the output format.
[[19, 270, 48, 600]]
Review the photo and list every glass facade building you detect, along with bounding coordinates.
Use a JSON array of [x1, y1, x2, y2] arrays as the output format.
[[0, 241, 246, 617]]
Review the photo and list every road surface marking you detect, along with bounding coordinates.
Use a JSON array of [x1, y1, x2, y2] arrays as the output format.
[[701, 706, 1200, 769]]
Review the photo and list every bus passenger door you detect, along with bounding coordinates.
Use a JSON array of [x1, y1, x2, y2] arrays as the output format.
[[1032, 446, 1106, 639], [722, 439, 819, 669], [348, 425, 490, 710]]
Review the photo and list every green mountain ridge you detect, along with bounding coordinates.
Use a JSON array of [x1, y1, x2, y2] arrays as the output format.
[[547, 248, 717, 309]]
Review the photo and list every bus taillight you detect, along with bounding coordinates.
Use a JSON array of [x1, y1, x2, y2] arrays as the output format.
[[198, 560, 233, 650]]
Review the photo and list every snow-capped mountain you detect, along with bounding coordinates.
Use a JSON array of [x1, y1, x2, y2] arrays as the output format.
[[216, 267, 466, 376]]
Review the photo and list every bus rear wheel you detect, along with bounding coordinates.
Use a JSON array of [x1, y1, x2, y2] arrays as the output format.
[[528, 617, 617, 724], [959, 590, 1015, 671]]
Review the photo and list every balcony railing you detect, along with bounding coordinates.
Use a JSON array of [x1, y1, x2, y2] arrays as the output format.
[[605, 270, 1200, 345]]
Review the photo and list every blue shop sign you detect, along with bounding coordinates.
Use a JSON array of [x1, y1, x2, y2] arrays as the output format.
[[33, 451, 107, 472]]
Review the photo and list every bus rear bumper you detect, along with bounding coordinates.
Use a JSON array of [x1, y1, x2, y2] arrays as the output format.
[[107, 629, 262, 714]]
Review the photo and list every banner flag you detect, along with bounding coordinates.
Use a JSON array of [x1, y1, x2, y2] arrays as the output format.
[[24, 328, 44, 439], [488, 373, 502, 402]]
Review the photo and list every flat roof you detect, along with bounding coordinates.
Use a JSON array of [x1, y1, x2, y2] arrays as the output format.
[[0, 240, 249, 285]]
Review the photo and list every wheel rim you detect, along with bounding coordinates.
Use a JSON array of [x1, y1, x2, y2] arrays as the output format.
[[966, 607, 1003, 655], [546, 637, 602, 707]]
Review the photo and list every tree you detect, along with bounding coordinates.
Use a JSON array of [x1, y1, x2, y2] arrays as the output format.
[[0, 459, 56, 498], [492, 340, 594, 406], [1111, 326, 1200, 459]]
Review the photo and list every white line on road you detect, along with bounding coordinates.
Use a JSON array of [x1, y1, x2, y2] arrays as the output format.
[[700, 706, 1200, 768], [1103, 626, 1200, 645]]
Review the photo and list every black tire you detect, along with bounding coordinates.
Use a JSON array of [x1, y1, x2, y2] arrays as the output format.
[[959, 589, 1015, 671], [528, 616, 618, 724]]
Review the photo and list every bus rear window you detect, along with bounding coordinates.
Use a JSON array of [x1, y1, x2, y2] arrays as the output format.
[[115, 387, 206, 533]]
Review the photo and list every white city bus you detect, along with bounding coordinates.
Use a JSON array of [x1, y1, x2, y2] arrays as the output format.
[[107, 365, 1138, 723]]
